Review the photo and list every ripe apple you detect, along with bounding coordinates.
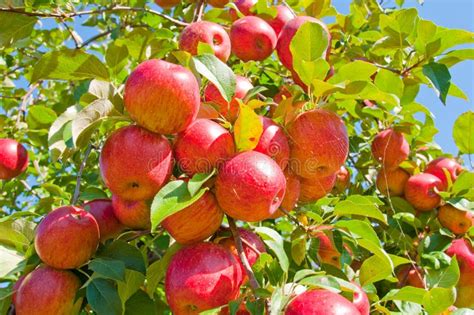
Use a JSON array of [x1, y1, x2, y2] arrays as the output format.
[[229, 0, 257, 20], [273, 86, 291, 104], [334, 166, 350, 193], [154, 0, 180, 8], [215, 151, 286, 222], [404, 173, 443, 211], [299, 173, 337, 204], [100, 125, 173, 201], [371, 129, 410, 170], [312, 227, 342, 268], [208, 0, 229, 8], [174, 119, 235, 176], [446, 238, 474, 308], [35, 206, 99, 269], [165, 242, 243, 314], [15, 266, 81, 315], [230, 16, 277, 61], [396, 265, 425, 288], [376, 167, 410, 197], [124, 59, 200, 135], [352, 282, 370, 315], [204, 75, 253, 122], [0, 138, 28, 180], [219, 228, 266, 275], [438, 204, 473, 235], [179, 21, 231, 62], [12, 275, 26, 306], [277, 16, 331, 71], [162, 191, 223, 244], [112, 195, 151, 230], [83, 199, 124, 242], [270, 169, 301, 219], [285, 289, 361, 315], [262, 5, 293, 36], [425, 157, 463, 188], [254, 116, 290, 169], [287, 109, 348, 179]]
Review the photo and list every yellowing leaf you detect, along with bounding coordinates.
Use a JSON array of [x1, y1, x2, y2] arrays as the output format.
[[234, 104, 263, 152]]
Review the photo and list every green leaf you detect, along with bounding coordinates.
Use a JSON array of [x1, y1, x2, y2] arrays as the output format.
[[118, 270, 145, 307], [26, 105, 57, 129], [86, 278, 122, 315], [193, 54, 236, 102], [328, 61, 378, 83], [438, 49, 474, 67], [0, 218, 35, 251], [146, 242, 182, 297], [234, 104, 263, 152], [452, 171, 474, 199], [31, 49, 110, 83], [335, 220, 381, 247], [124, 290, 157, 315], [375, 69, 404, 98], [426, 257, 459, 288], [106, 42, 129, 70], [0, 246, 23, 278], [0, 12, 36, 47], [48, 105, 81, 161], [334, 195, 387, 223], [423, 287, 456, 315], [452, 111, 474, 154], [431, 28, 474, 55], [291, 227, 307, 266], [422, 62, 451, 105], [187, 169, 216, 197], [254, 227, 289, 273], [150, 180, 209, 230], [89, 258, 126, 282], [71, 99, 125, 148], [382, 286, 427, 304], [97, 240, 146, 274]]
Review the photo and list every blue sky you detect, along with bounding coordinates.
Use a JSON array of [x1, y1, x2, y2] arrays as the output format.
[[332, 0, 474, 157]]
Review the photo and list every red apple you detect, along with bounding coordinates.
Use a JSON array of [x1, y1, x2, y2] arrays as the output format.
[[262, 5, 293, 36], [112, 195, 151, 230], [277, 16, 331, 71], [162, 191, 224, 244], [230, 16, 277, 62], [15, 266, 81, 315], [352, 282, 370, 315], [204, 75, 253, 122], [229, 0, 257, 20], [124, 59, 200, 134], [174, 119, 235, 176], [179, 21, 231, 62], [165, 242, 243, 314], [219, 228, 266, 275], [371, 129, 410, 170], [376, 167, 410, 197], [404, 173, 443, 211], [83, 199, 124, 242], [299, 173, 337, 204], [215, 151, 286, 222], [425, 157, 463, 188], [396, 265, 425, 288], [287, 109, 348, 179], [273, 86, 291, 104], [155, 0, 180, 8], [271, 169, 301, 218], [35, 206, 99, 269], [254, 116, 290, 169], [334, 166, 350, 193], [100, 125, 173, 201], [0, 138, 28, 180], [208, 0, 229, 8], [438, 204, 473, 235], [312, 227, 342, 268], [446, 238, 474, 308], [285, 289, 361, 315]]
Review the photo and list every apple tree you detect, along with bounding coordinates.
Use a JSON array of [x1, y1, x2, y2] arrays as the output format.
[[0, 0, 474, 314]]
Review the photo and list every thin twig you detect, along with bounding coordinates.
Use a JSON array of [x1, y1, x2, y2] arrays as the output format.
[[193, 0, 205, 22], [281, 0, 297, 17], [227, 216, 260, 291], [60, 19, 82, 48], [0, 6, 188, 26], [279, 207, 308, 232], [16, 82, 40, 129], [71, 144, 93, 204], [19, 180, 40, 200]]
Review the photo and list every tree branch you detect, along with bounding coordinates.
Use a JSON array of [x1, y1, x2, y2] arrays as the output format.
[[0, 5, 188, 26], [71, 144, 93, 204], [193, 0, 205, 22], [16, 82, 40, 129], [227, 216, 260, 291]]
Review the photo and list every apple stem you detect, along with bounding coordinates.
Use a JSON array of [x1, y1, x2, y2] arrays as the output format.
[[71, 144, 93, 205], [227, 216, 261, 291], [279, 207, 308, 232]]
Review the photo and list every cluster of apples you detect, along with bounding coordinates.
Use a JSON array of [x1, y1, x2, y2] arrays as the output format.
[[372, 128, 474, 308]]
